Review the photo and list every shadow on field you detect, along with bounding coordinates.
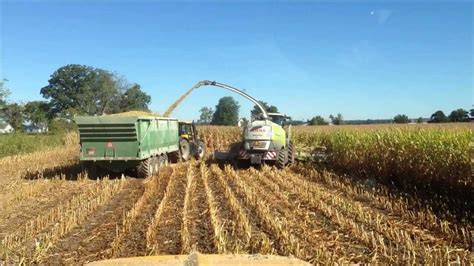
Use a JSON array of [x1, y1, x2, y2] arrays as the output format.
[[205, 156, 265, 171], [22, 163, 131, 181], [304, 159, 474, 225]]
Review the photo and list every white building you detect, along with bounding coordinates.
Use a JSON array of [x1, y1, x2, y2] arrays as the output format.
[[0, 123, 14, 134], [23, 124, 48, 133]]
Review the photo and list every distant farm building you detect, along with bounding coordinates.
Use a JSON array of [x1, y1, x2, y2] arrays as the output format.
[[23, 124, 48, 133], [0, 122, 14, 134]]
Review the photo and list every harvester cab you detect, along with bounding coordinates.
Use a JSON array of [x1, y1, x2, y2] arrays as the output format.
[[253, 112, 290, 125], [177, 121, 205, 161]]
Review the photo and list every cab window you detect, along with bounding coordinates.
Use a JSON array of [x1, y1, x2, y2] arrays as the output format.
[[271, 116, 285, 126], [180, 124, 192, 135]]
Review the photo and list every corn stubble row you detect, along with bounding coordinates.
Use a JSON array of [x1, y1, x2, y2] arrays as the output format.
[[205, 162, 471, 263], [0, 177, 125, 263]]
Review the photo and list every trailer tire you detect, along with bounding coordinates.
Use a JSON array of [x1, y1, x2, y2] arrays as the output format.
[[161, 153, 169, 166], [137, 158, 152, 178], [152, 156, 160, 174], [180, 139, 191, 161]]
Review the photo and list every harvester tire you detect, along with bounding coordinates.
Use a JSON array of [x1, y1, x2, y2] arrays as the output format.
[[194, 140, 206, 160], [288, 141, 295, 165], [180, 139, 191, 161], [137, 158, 152, 178], [276, 149, 287, 169]]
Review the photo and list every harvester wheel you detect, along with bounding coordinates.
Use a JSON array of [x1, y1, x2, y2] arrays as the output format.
[[194, 140, 206, 160], [180, 139, 191, 161], [137, 158, 152, 178], [288, 141, 295, 165], [276, 149, 287, 169]]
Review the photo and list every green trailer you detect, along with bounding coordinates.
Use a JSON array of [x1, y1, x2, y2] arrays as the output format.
[[75, 115, 180, 178]]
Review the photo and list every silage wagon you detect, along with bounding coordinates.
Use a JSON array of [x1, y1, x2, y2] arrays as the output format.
[[75, 115, 180, 178]]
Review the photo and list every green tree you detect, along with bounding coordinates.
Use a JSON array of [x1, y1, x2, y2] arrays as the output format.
[[470, 109, 474, 117], [211, 96, 240, 125], [2, 103, 24, 131], [329, 113, 344, 125], [308, 115, 328, 125], [393, 114, 410, 124], [116, 84, 151, 112], [24, 101, 51, 127], [198, 107, 214, 124], [251, 101, 278, 117], [0, 79, 9, 107], [49, 118, 77, 134], [40, 64, 118, 116], [448, 108, 469, 122], [429, 110, 448, 123], [416, 117, 424, 124]]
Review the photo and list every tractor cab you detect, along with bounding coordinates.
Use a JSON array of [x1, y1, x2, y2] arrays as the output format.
[[177, 121, 205, 161], [178, 120, 197, 141]]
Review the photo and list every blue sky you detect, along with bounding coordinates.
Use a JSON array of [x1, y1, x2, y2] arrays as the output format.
[[1, 1, 472, 121]]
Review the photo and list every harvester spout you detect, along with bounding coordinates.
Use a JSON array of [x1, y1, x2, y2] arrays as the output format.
[[164, 80, 268, 119]]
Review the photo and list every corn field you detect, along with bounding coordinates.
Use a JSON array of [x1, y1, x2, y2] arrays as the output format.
[[0, 124, 472, 264]]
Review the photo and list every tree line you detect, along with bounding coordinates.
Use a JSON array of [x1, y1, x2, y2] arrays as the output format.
[[1, 67, 471, 131], [0, 64, 151, 132], [199, 95, 473, 126], [308, 109, 473, 126]]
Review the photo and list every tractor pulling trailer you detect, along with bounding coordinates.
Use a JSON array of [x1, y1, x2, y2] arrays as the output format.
[[75, 115, 204, 178]]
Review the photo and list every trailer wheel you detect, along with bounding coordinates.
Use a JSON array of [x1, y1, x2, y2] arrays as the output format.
[[152, 156, 160, 174], [137, 158, 152, 178], [276, 149, 287, 169], [180, 139, 191, 161], [161, 154, 169, 166]]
